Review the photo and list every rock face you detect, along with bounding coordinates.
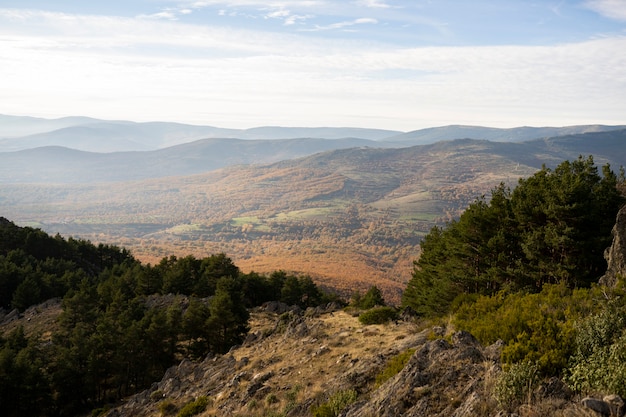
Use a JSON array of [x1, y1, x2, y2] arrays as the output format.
[[105, 306, 620, 417], [581, 394, 626, 416], [104, 308, 427, 417], [342, 331, 499, 417], [600, 205, 626, 288]]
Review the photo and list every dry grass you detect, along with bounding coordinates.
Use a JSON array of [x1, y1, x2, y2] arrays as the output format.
[[0, 298, 62, 340], [195, 309, 426, 416]]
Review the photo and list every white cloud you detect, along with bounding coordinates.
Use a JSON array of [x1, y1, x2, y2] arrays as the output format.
[[0, 9, 625, 129], [584, 0, 626, 21], [139, 10, 179, 20], [263, 7, 313, 25], [266, 9, 291, 18], [355, 0, 392, 8], [187, 1, 328, 10], [305, 17, 378, 31], [284, 14, 314, 25]]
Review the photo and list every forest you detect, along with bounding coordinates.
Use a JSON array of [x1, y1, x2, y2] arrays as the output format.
[[2, 155, 626, 416], [403, 156, 626, 404], [0, 219, 338, 416]]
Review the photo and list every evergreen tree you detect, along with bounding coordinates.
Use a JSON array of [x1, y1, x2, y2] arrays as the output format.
[[512, 156, 624, 287], [403, 157, 625, 316], [0, 328, 52, 417], [182, 297, 211, 359], [358, 285, 386, 309], [402, 226, 459, 316], [207, 277, 250, 354]]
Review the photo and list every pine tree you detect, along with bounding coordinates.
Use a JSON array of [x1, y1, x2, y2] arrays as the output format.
[[207, 277, 250, 354], [403, 157, 625, 317]]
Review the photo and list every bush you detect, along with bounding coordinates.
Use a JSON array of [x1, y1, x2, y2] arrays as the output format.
[[375, 349, 416, 387], [91, 406, 110, 417], [311, 389, 358, 417], [566, 299, 626, 397], [358, 306, 398, 325], [265, 392, 279, 406], [452, 283, 599, 375], [284, 384, 302, 413], [158, 399, 178, 416], [176, 396, 209, 417], [351, 285, 385, 309], [493, 361, 539, 409], [150, 390, 165, 402]]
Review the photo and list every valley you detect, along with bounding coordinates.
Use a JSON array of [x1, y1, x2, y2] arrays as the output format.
[[2, 128, 625, 303]]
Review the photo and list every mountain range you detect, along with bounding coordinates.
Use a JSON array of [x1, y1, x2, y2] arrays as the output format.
[[1, 120, 625, 302], [1, 114, 624, 153], [1, 113, 626, 184]]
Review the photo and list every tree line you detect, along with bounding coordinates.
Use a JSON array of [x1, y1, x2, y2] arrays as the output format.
[[401, 156, 626, 403], [402, 156, 625, 316], [0, 218, 337, 416]]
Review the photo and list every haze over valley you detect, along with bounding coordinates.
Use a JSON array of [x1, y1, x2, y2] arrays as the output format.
[[2, 115, 625, 301]]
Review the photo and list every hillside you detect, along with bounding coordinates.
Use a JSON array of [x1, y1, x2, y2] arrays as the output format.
[[0, 299, 599, 417], [0, 114, 401, 153], [2, 131, 625, 303], [0, 137, 390, 183], [2, 162, 625, 417], [2, 113, 623, 153], [386, 124, 626, 144]]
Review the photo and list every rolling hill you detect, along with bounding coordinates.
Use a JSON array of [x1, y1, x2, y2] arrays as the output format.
[[2, 129, 625, 302], [2, 113, 623, 153], [0, 114, 402, 153], [0, 137, 391, 183], [385, 124, 626, 145]]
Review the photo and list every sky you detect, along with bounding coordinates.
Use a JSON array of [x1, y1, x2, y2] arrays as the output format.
[[0, 0, 625, 130]]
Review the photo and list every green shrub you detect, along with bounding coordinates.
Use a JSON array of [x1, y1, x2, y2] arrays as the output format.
[[265, 392, 279, 406], [246, 399, 257, 410], [453, 283, 599, 375], [493, 361, 539, 409], [284, 384, 302, 413], [358, 306, 398, 325], [150, 390, 165, 402], [158, 399, 178, 416], [566, 299, 626, 397], [311, 389, 358, 417], [176, 396, 209, 417], [375, 349, 416, 387], [351, 286, 386, 309], [274, 311, 297, 334], [91, 406, 110, 417]]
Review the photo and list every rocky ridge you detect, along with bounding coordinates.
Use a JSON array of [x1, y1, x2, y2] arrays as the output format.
[[105, 304, 427, 417], [103, 302, 624, 417]]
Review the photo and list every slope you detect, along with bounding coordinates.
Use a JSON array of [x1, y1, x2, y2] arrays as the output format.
[[0, 114, 402, 152], [0, 137, 385, 183], [2, 131, 624, 302], [386, 124, 626, 145]]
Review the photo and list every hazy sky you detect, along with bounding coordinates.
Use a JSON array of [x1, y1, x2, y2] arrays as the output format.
[[1, 0, 625, 130]]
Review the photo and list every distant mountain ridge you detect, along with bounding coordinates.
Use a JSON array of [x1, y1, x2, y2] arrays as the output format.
[[2, 129, 625, 301], [0, 137, 389, 183], [1, 114, 624, 153], [1, 128, 626, 184], [384, 124, 626, 144], [0, 114, 401, 152]]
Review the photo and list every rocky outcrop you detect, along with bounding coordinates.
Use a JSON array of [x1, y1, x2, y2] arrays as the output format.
[[600, 205, 626, 288], [581, 394, 625, 416], [102, 305, 624, 417], [104, 308, 427, 417], [342, 331, 500, 417]]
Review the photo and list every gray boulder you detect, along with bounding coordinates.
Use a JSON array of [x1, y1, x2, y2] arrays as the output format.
[[600, 205, 626, 288]]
